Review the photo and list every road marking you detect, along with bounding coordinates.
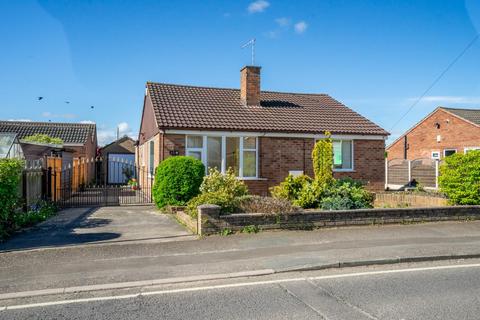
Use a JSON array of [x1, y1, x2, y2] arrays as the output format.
[[2, 262, 480, 311]]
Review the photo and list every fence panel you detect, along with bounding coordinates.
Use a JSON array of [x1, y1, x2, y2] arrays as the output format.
[[411, 158, 436, 188], [387, 159, 409, 188], [22, 159, 46, 208], [386, 158, 439, 190]]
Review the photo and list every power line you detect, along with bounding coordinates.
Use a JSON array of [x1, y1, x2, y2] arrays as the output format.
[[390, 33, 479, 131]]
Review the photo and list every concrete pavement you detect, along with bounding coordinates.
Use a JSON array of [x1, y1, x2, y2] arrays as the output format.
[[2, 220, 480, 297], [0, 206, 194, 251], [1, 260, 480, 319]]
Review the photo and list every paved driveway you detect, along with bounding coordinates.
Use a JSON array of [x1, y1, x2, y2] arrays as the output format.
[[0, 206, 195, 251]]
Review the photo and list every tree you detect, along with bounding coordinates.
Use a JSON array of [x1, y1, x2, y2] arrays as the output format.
[[312, 131, 333, 184]]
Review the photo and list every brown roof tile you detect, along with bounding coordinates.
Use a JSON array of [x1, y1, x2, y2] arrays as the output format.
[[0, 121, 96, 145], [147, 82, 389, 136]]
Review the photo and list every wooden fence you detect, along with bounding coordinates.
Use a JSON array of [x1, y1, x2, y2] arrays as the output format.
[[386, 158, 439, 190]]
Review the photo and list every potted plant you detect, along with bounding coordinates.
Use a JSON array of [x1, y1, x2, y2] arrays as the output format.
[[128, 178, 139, 190]]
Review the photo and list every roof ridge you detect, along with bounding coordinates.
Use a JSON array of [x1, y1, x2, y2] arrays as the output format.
[[0, 120, 96, 127], [147, 82, 329, 96], [439, 106, 480, 111]]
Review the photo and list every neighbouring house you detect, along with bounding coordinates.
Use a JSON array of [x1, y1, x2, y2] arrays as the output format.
[[137, 66, 389, 195], [0, 121, 97, 195], [0, 121, 97, 160], [387, 107, 480, 161], [99, 136, 136, 184]]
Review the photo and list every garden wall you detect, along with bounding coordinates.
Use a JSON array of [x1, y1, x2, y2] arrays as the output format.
[[196, 204, 480, 235], [374, 192, 448, 208]]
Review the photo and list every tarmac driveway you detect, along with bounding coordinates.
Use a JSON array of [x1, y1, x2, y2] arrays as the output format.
[[0, 206, 195, 251]]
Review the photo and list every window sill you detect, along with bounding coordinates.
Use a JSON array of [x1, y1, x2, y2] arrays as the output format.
[[333, 169, 355, 173], [238, 177, 268, 181]]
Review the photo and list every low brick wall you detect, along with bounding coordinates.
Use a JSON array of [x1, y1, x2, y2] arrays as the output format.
[[374, 192, 448, 208], [197, 205, 480, 235]]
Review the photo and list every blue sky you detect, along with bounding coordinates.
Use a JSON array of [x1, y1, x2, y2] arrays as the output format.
[[1, 0, 480, 145]]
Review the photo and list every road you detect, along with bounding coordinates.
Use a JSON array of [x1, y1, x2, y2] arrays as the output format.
[[3, 220, 480, 296], [1, 261, 480, 319]]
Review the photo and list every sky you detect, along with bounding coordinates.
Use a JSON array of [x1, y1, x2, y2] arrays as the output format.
[[1, 0, 480, 145]]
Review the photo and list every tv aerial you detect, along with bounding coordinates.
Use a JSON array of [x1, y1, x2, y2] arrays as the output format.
[[241, 38, 256, 65]]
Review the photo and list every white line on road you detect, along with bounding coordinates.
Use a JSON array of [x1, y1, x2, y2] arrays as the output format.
[[2, 262, 480, 311]]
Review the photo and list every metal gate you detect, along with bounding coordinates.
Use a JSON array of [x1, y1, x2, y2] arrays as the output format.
[[51, 157, 154, 207]]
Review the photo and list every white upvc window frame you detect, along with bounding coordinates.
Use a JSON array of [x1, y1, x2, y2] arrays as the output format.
[[185, 135, 259, 179], [464, 147, 480, 154], [332, 139, 354, 172], [443, 149, 457, 157]]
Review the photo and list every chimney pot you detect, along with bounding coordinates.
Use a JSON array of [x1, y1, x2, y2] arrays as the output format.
[[240, 66, 261, 106]]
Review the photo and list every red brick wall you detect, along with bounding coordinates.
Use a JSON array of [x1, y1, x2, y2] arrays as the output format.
[[155, 135, 385, 194], [259, 137, 385, 193], [139, 94, 160, 145], [387, 108, 480, 160]]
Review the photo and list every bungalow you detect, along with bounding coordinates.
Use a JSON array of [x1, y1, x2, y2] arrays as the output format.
[[387, 107, 480, 160], [0, 120, 97, 160], [137, 66, 389, 195]]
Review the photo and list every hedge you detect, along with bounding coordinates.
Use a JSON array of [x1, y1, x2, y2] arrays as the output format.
[[439, 150, 480, 205], [153, 156, 205, 208], [0, 159, 24, 238]]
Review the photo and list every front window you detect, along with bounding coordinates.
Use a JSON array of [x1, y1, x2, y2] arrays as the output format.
[[333, 140, 353, 170], [444, 149, 456, 157], [186, 135, 258, 178]]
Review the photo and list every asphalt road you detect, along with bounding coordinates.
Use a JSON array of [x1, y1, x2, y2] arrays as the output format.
[[3, 220, 480, 295], [2, 262, 480, 319]]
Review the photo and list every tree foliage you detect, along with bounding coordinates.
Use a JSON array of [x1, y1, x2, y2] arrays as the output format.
[[0, 159, 24, 238], [23, 134, 63, 145], [439, 151, 480, 205], [152, 156, 205, 208]]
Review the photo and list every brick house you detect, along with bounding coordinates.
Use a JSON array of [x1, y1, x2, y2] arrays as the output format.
[[137, 66, 389, 195], [387, 107, 480, 161], [0, 120, 97, 160]]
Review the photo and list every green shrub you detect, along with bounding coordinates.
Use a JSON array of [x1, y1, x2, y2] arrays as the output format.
[[200, 168, 248, 197], [294, 180, 328, 209], [289, 177, 373, 210], [153, 156, 205, 208], [312, 131, 333, 184], [439, 151, 480, 205], [0, 159, 24, 238], [186, 168, 248, 217], [186, 191, 241, 217], [13, 201, 57, 229], [236, 195, 300, 214], [270, 174, 312, 201], [319, 179, 373, 210], [23, 134, 63, 145]]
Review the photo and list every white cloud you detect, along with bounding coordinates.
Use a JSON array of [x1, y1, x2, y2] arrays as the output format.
[[248, 0, 269, 13], [294, 21, 308, 34], [41, 111, 77, 119], [264, 30, 279, 39], [8, 119, 32, 122], [275, 17, 291, 27], [96, 122, 136, 146], [407, 96, 480, 105]]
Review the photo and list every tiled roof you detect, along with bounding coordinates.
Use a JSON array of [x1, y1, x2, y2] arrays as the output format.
[[147, 83, 389, 136], [0, 121, 96, 145], [441, 107, 480, 126]]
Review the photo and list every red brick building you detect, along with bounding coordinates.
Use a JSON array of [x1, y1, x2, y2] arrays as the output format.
[[387, 107, 480, 161], [137, 66, 389, 194]]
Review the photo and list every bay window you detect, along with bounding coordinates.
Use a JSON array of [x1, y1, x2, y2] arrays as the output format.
[[186, 135, 258, 178], [333, 140, 353, 171]]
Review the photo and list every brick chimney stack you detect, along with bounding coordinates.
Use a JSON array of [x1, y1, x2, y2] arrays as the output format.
[[240, 66, 261, 106]]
